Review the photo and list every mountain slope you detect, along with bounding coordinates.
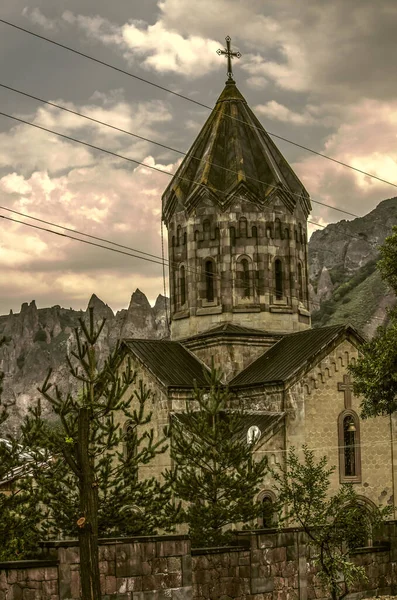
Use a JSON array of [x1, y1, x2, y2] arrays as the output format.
[[309, 197, 397, 335], [0, 290, 169, 432]]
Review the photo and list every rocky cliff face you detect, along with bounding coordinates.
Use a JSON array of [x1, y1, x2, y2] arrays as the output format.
[[0, 290, 169, 432], [309, 196, 397, 335]]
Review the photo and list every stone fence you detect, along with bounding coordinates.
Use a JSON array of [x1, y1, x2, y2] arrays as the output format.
[[1, 523, 397, 600]]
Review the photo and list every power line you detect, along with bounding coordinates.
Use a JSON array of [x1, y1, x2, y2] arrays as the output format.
[[1, 18, 396, 191], [0, 214, 166, 267], [0, 109, 358, 219], [0, 203, 171, 264], [0, 82, 363, 220], [0, 212, 388, 321]]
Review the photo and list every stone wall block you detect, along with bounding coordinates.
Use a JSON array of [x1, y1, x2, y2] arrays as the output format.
[[116, 558, 143, 578], [181, 555, 192, 587], [140, 543, 156, 562], [164, 571, 182, 588], [251, 576, 274, 594], [238, 551, 250, 566], [69, 569, 80, 599], [273, 547, 287, 563], [42, 579, 58, 598], [58, 564, 71, 600], [172, 586, 192, 600], [152, 558, 167, 574], [98, 545, 116, 562]]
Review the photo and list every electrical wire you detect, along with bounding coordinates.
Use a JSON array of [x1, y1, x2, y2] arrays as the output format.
[[0, 214, 166, 267], [1, 18, 396, 191], [0, 108, 358, 220], [0, 212, 389, 321]]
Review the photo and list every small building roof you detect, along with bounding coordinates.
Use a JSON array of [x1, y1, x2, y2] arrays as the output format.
[[230, 324, 363, 387], [122, 339, 210, 388]]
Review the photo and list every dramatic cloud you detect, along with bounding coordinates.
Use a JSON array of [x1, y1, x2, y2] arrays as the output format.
[[294, 99, 397, 222], [60, 11, 220, 78], [0, 92, 176, 313], [254, 101, 317, 126], [2, 0, 396, 314]]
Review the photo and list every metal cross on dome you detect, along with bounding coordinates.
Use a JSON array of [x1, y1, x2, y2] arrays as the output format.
[[217, 36, 241, 82]]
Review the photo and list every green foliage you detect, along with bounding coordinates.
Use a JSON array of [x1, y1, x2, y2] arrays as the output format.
[[165, 368, 268, 548], [349, 316, 397, 418], [0, 337, 42, 561], [273, 446, 390, 600], [22, 309, 173, 541], [378, 226, 397, 295], [349, 228, 397, 418], [312, 266, 386, 331]]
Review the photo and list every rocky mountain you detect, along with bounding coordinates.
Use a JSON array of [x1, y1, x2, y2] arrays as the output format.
[[0, 290, 169, 432], [309, 196, 397, 336], [1, 197, 397, 432]]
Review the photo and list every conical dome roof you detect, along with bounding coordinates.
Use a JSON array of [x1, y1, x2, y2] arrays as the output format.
[[162, 80, 311, 222]]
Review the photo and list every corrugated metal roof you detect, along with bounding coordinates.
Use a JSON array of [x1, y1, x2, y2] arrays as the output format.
[[186, 322, 274, 339], [123, 339, 210, 388], [230, 325, 350, 387]]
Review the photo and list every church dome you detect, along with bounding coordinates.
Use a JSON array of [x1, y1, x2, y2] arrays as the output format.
[[162, 76, 312, 341], [162, 80, 311, 223]]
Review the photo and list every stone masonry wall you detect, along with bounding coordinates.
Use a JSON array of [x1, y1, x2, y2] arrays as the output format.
[[1, 526, 397, 600]]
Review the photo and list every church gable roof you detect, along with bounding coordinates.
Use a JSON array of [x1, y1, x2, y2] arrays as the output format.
[[229, 324, 363, 388], [122, 339, 210, 388], [186, 322, 275, 339], [162, 81, 311, 222]]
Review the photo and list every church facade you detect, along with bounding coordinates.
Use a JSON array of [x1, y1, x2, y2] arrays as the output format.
[[120, 73, 395, 522]]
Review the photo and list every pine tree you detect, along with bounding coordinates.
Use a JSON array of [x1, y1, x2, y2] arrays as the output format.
[[0, 336, 41, 560], [23, 309, 173, 600], [273, 446, 390, 600], [165, 367, 268, 547]]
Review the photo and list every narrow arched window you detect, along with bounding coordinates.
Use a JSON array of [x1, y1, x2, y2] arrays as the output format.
[[230, 226, 236, 245], [299, 223, 303, 243], [203, 220, 211, 240], [294, 229, 298, 242], [266, 226, 272, 239], [338, 410, 361, 483], [275, 259, 283, 300], [205, 260, 214, 302], [194, 230, 200, 242], [284, 228, 290, 240], [262, 497, 274, 528], [215, 226, 220, 240], [241, 259, 250, 298], [258, 491, 277, 528], [344, 416, 356, 476], [298, 262, 304, 301], [183, 232, 187, 245], [124, 421, 138, 483], [239, 217, 247, 237], [125, 421, 137, 462], [251, 225, 258, 239], [180, 266, 186, 306], [275, 218, 281, 239], [172, 236, 175, 248], [176, 225, 181, 246]]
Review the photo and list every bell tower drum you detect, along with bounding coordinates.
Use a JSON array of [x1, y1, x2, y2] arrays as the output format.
[[162, 38, 311, 341]]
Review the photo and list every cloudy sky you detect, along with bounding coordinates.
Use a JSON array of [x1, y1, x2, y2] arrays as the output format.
[[0, 0, 396, 315]]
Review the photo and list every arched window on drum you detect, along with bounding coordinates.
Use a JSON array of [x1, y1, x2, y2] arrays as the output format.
[[274, 259, 283, 300], [298, 262, 304, 302], [236, 256, 252, 299], [180, 265, 186, 306], [204, 258, 216, 303]]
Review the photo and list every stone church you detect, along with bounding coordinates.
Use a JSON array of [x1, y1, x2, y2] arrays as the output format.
[[121, 65, 395, 522]]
